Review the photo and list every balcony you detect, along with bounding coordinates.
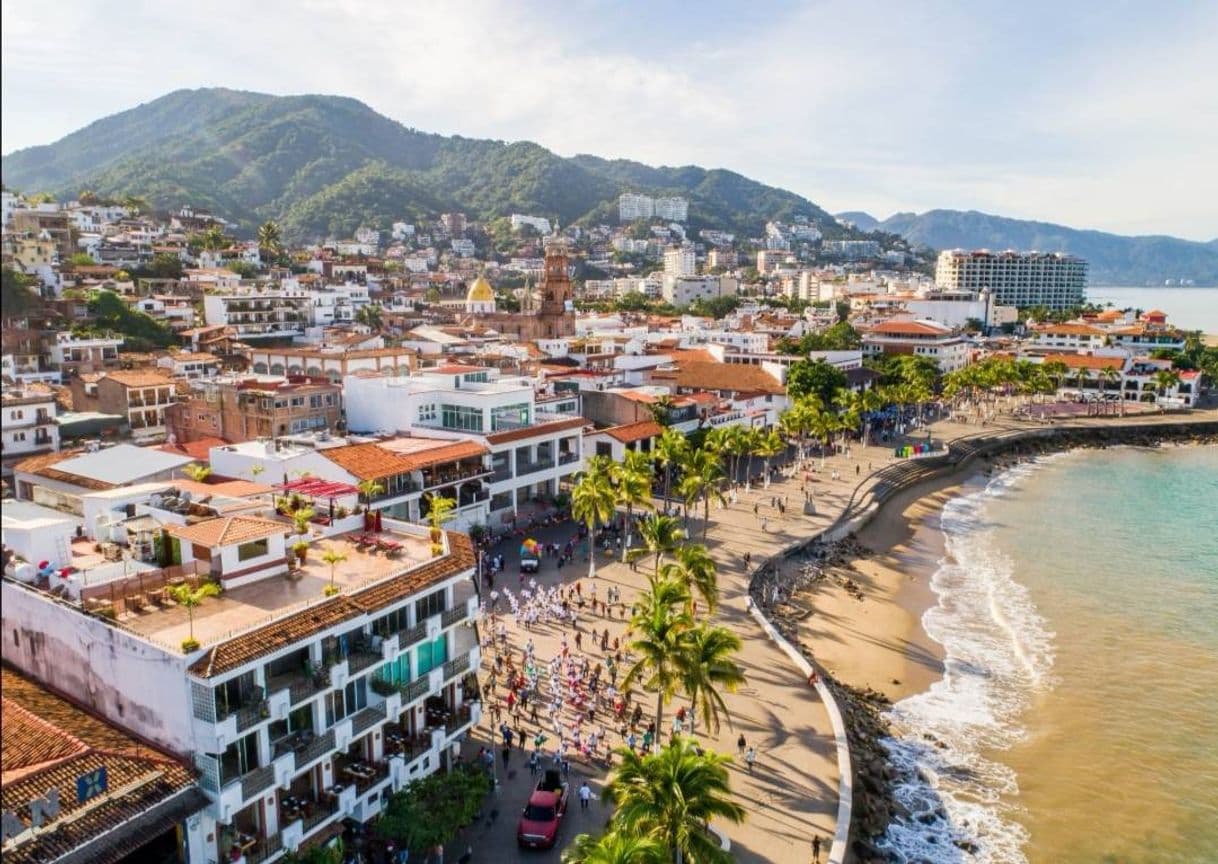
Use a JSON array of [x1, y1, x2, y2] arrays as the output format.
[[442, 653, 470, 681], [295, 729, 337, 770], [398, 622, 428, 651], [440, 603, 468, 630], [241, 763, 276, 801], [403, 676, 431, 704], [345, 647, 382, 677], [349, 705, 386, 739], [490, 465, 513, 483], [558, 452, 580, 466], [516, 458, 556, 476]]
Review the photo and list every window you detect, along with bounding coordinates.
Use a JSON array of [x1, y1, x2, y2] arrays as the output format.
[[12, 410, 22, 420], [310, 395, 322, 408], [440, 404, 483, 432], [415, 634, 448, 676], [237, 538, 269, 561], [490, 403, 531, 431], [290, 397, 305, 408], [324, 678, 367, 727], [324, 394, 336, 407], [417, 403, 437, 423], [415, 589, 446, 621]]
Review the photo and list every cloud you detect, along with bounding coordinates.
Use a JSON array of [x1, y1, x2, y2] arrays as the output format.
[[2, 0, 1215, 238]]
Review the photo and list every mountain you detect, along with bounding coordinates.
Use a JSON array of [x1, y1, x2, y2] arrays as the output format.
[[876, 209, 1218, 286], [834, 211, 880, 232], [1, 88, 854, 243]]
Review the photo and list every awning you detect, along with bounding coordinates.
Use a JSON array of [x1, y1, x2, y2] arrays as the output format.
[[274, 478, 361, 498]]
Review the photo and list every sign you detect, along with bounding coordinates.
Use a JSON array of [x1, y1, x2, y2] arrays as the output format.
[[77, 767, 108, 803]]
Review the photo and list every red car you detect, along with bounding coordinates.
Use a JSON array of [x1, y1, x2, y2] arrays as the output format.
[[516, 769, 569, 849]]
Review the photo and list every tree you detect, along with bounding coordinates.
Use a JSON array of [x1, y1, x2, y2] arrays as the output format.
[[168, 581, 222, 651], [292, 507, 316, 536], [661, 543, 719, 613], [645, 393, 676, 427], [2, 267, 40, 318], [614, 450, 655, 561], [808, 409, 841, 467], [256, 221, 283, 261], [677, 448, 725, 540], [321, 546, 347, 596], [604, 737, 745, 864], [572, 460, 617, 579], [787, 359, 848, 406], [679, 624, 745, 736], [631, 514, 686, 576], [1154, 369, 1181, 398], [752, 429, 784, 489], [623, 577, 692, 753], [562, 831, 667, 864], [356, 479, 385, 514], [376, 765, 490, 854], [146, 253, 184, 280], [655, 427, 690, 506], [425, 494, 457, 532], [355, 303, 384, 330], [67, 252, 96, 267]]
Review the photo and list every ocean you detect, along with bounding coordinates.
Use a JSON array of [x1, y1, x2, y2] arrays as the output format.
[[1086, 286, 1218, 334], [878, 445, 1218, 863]]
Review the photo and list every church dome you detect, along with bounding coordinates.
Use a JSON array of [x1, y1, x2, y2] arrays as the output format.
[[466, 275, 494, 302]]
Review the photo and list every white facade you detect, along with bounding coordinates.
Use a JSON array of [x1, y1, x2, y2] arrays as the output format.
[[661, 275, 738, 306], [203, 288, 309, 339], [1, 391, 60, 456], [653, 196, 689, 222], [664, 245, 697, 277], [510, 214, 552, 235], [903, 291, 1018, 329], [618, 193, 655, 221], [935, 249, 1087, 310]]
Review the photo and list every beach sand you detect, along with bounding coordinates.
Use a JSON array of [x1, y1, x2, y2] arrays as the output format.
[[790, 469, 986, 703]]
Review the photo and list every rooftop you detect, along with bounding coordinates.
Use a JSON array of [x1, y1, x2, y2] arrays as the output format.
[[119, 526, 439, 651], [42, 445, 195, 486], [322, 438, 488, 481]]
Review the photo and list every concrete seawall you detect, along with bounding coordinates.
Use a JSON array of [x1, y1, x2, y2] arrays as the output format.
[[745, 414, 1218, 863]]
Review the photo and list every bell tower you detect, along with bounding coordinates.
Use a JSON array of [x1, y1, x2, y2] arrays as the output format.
[[537, 236, 575, 337]]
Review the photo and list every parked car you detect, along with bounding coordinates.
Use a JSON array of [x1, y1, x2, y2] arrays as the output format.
[[516, 769, 569, 849]]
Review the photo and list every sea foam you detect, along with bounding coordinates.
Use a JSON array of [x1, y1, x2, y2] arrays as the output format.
[[876, 459, 1060, 863]]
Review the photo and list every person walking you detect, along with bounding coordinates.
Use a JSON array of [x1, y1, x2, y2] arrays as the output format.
[[737, 733, 747, 756], [745, 746, 756, 773], [812, 835, 822, 863], [579, 780, 592, 811]]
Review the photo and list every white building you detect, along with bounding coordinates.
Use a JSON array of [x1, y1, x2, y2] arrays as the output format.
[[2, 497, 481, 864], [343, 366, 586, 523], [935, 249, 1087, 310], [450, 238, 476, 258], [203, 287, 310, 339], [618, 193, 655, 221], [902, 289, 1018, 330], [662, 275, 738, 306], [653, 196, 689, 222], [1, 387, 59, 458], [510, 214, 552, 235], [663, 245, 697, 277], [821, 240, 881, 259], [862, 318, 972, 372]]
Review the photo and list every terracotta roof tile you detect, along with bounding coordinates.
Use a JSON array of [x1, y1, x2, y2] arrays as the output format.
[[600, 420, 663, 444], [102, 370, 175, 388], [322, 440, 488, 481], [166, 515, 288, 547], [484, 416, 587, 445], [656, 361, 785, 395]]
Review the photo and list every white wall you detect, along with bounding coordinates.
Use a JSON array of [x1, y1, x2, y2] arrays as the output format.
[[1, 583, 195, 755]]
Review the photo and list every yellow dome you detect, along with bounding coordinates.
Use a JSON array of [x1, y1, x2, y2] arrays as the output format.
[[466, 276, 494, 302]]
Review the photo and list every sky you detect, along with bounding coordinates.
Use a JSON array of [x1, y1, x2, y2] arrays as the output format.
[[3, 0, 1216, 240]]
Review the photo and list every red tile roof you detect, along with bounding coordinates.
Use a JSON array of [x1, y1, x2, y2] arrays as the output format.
[[484, 416, 587, 445], [158, 437, 228, 462], [600, 420, 663, 444], [166, 515, 288, 547]]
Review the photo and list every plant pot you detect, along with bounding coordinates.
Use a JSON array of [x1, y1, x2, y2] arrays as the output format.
[[429, 527, 442, 543]]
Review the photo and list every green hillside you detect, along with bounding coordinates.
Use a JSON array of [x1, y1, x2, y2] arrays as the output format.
[[2, 88, 848, 243]]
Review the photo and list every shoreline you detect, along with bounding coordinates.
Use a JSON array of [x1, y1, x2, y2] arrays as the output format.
[[749, 417, 1218, 863]]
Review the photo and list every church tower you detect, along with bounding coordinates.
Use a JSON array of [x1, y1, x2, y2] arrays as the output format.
[[537, 237, 575, 338]]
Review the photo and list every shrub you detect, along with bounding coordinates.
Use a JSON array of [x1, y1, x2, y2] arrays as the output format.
[[181, 637, 201, 652]]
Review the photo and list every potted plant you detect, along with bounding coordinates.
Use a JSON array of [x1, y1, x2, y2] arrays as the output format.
[[425, 493, 457, 542], [293, 540, 310, 563]]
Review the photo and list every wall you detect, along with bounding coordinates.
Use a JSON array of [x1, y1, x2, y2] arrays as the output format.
[[1, 582, 194, 755]]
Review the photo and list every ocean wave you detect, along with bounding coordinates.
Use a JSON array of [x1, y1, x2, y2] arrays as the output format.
[[875, 458, 1059, 864]]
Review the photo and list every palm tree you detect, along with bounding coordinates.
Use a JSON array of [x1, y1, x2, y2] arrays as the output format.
[[604, 737, 745, 864], [645, 393, 677, 428], [623, 576, 692, 750], [661, 544, 719, 612], [200, 225, 228, 252], [425, 494, 457, 533], [807, 410, 840, 468], [292, 507, 316, 536], [256, 221, 283, 262], [632, 513, 686, 575], [355, 303, 384, 330], [562, 831, 667, 864], [677, 448, 725, 540], [168, 581, 222, 650], [356, 479, 385, 514], [321, 546, 347, 596], [615, 450, 655, 561], [572, 469, 616, 579], [679, 624, 745, 736], [745, 428, 784, 489], [1154, 369, 1181, 399], [655, 428, 690, 507], [1043, 360, 1069, 398]]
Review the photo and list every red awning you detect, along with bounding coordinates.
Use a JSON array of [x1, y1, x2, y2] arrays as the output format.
[[274, 478, 360, 498]]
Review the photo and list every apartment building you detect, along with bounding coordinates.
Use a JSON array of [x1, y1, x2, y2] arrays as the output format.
[[2, 503, 481, 864], [1, 386, 59, 460], [1030, 323, 1108, 351], [653, 196, 689, 222], [70, 369, 178, 440], [664, 245, 696, 277], [862, 319, 972, 372], [166, 376, 343, 444], [618, 193, 655, 221], [661, 274, 738, 306], [343, 366, 585, 523], [821, 240, 881, 259], [935, 250, 1087, 310], [47, 332, 124, 376], [203, 289, 309, 340]]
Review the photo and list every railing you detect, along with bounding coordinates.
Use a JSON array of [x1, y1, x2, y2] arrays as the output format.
[[516, 459, 556, 475], [288, 674, 327, 705], [398, 623, 428, 651], [350, 706, 385, 738], [244, 832, 283, 864], [346, 649, 381, 676], [558, 452, 580, 465], [442, 654, 470, 681], [302, 797, 338, 834], [296, 729, 336, 768], [440, 605, 467, 629], [490, 466, 512, 482], [403, 677, 430, 703], [231, 702, 266, 733], [241, 763, 276, 800]]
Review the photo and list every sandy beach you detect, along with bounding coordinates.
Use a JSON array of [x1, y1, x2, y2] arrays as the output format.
[[784, 469, 988, 704]]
